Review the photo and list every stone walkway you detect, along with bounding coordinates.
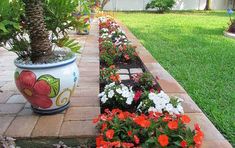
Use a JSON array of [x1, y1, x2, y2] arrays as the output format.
[[0, 20, 100, 138]]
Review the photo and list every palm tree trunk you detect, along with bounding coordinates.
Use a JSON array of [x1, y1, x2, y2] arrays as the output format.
[[204, 0, 211, 10], [23, 0, 52, 63]]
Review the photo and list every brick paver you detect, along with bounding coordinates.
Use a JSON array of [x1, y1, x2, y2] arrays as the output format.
[[0, 20, 100, 139]]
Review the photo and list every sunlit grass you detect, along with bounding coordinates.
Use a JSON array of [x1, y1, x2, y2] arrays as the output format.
[[116, 11, 235, 145]]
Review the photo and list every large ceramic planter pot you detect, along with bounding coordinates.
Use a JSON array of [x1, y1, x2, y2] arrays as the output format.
[[14, 55, 79, 115], [224, 31, 235, 39]]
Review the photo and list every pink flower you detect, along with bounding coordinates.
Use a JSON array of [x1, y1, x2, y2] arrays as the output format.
[[16, 70, 52, 109], [134, 91, 142, 102]]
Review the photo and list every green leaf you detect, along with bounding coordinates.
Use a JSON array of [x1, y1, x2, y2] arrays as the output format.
[[14, 71, 19, 79], [38, 74, 60, 98], [0, 23, 8, 33]]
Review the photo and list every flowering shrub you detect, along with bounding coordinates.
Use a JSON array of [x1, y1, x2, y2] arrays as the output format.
[[99, 83, 135, 111], [94, 109, 204, 148], [137, 91, 184, 114], [99, 17, 138, 66], [100, 65, 121, 84]]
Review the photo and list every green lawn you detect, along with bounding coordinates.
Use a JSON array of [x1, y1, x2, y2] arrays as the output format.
[[116, 11, 235, 145]]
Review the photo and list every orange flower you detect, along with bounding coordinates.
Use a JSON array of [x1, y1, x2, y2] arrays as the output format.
[[122, 142, 134, 148], [118, 112, 126, 120], [110, 74, 120, 82], [180, 140, 187, 148], [158, 134, 169, 147], [133, 115, 151, 128], [181, 115, 191, 124], [110, 141, 121, 147], [134, 135, 140, 144], [106, 129, 115, 139], [96, 135, 104, 147], [168, 120, 178, 130], [193, 130, 204, 145]]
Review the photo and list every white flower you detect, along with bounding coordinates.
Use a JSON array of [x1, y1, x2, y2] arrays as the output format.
[[98, 92, 105, 98], [108, 90, 114, 98], [165, 103, 174, 112], [126, 97, 133, 105], [148, 107, 158, 112], [149, 92, 157, 100], [177, 104, 184, 113], [101, 95, 108, 103], [116, 88, 122, 94], [122, 91, 130, 98]]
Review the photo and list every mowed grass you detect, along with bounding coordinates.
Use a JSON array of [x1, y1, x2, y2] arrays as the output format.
[[116, 11, 235, 145]]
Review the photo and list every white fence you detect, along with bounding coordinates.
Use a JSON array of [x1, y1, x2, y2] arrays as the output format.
[[104, 0, 234, 11]]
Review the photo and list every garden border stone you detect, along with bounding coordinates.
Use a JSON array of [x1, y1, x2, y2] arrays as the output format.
[[117, 19, 232, 148], [224, 31, 235, 39]]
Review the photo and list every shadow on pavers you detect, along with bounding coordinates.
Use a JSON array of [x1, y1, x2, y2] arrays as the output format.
[[16, 138, 96, 148]]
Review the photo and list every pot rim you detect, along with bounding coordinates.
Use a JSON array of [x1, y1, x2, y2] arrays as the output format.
[[14, 54, 77, 69]]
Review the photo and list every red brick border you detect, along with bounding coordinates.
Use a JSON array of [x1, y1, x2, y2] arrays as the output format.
[[117, 20, 232, 148]]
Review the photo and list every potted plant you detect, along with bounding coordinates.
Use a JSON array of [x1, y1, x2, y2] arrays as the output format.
[[75, 0, 95, 35], [224, 9, 235, 39], [0, 0, 84, 114]]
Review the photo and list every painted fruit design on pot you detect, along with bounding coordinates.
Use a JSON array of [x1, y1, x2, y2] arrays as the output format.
[[15, 70, 60, 109]]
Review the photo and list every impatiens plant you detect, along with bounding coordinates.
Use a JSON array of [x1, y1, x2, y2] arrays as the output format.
[[99, 83, 134, 111], [137, 91, 184, 114], [99, 17, 138, 66], [94, 109, 204, 148], [100, 65, 121, 85]]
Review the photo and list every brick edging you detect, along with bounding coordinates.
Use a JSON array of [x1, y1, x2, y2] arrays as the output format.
[[116, 19, 232, 148]]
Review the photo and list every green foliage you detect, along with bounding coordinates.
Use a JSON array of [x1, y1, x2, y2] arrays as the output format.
[[43, 0, 79, 38], [0, 0, 28, 58], [146, 0, 175, 13], [55, 37, 81, 53]]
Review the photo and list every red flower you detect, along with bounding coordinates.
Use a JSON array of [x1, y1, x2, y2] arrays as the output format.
[[180, 140, 187, 148], [124, 54, 130, 60], [158, 134, 169, 147], [15, 70, 52, 109], [101, 123, 107, 131], [127, 131, 132, 137], [168, 120, 178, 130], [134, 135, 140, 144], [181, 115, 191, 124], [133, 115, 151, 128], [106, 129, 115, 139], [122, 142, 134, 148], [194, 123, 201, 131], [134, 91, 142, 102]]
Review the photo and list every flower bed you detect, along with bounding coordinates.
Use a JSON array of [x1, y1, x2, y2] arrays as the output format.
[[94, 16, 204, 147]]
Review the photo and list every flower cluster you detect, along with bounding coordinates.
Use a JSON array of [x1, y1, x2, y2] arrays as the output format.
[[100, 65, 121, 84], [138, 91, 184, 114], [99, 17, 137, 66], [99, 83, 134, 110], [94, 109, 204, 148]]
